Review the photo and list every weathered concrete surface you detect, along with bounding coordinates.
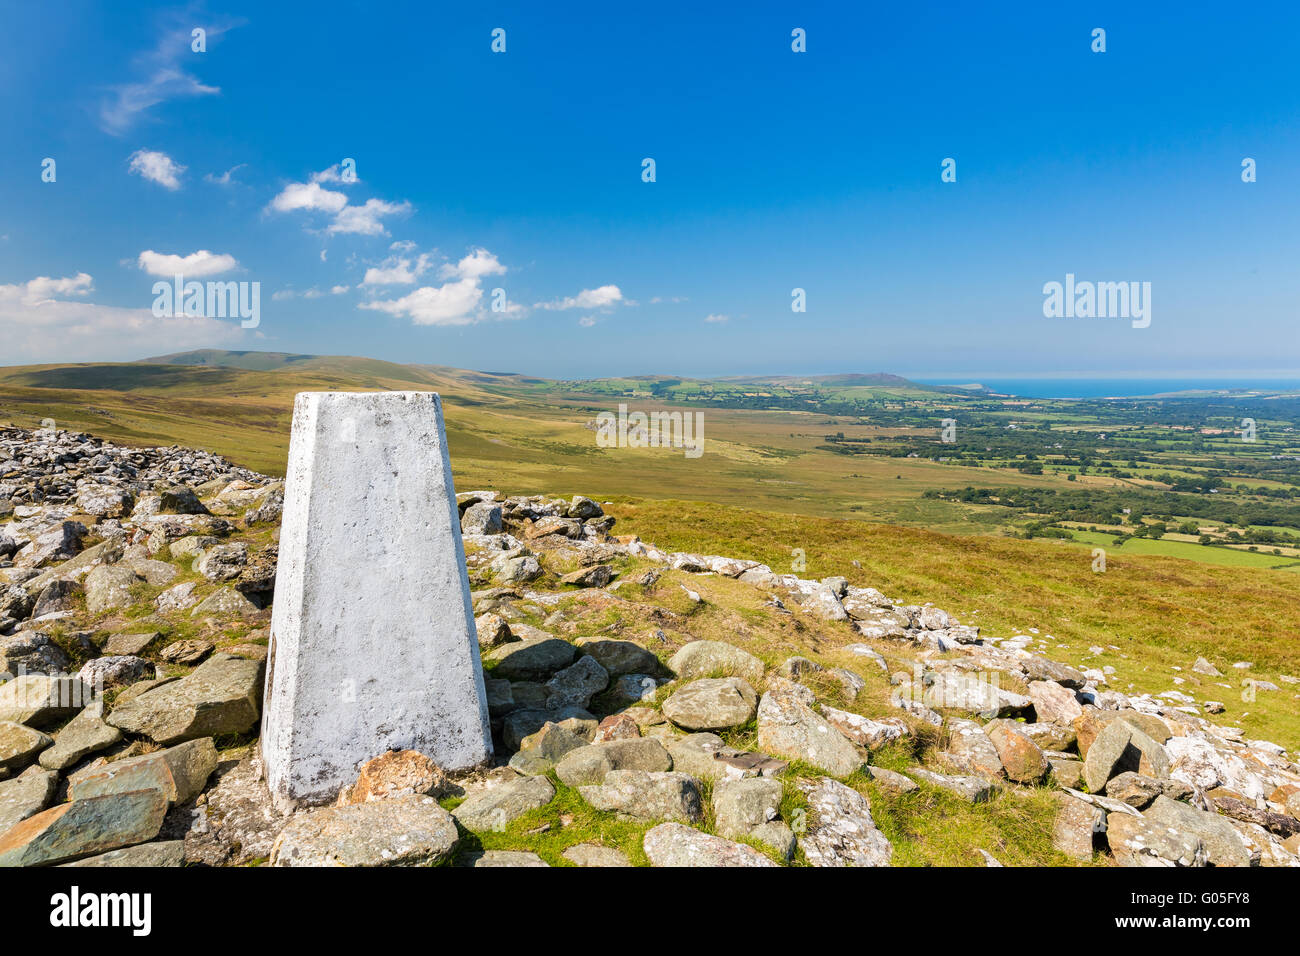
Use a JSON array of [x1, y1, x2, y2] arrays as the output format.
[[262, 392, 493, 810]]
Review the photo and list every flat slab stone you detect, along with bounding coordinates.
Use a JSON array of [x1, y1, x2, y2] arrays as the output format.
[[107, 654, 263, 745], [70, 738, 218, 806], [0, 768, 58, 834], [451, 774, 555, 832], [642, 822, 778, 867], [60, 840, 186, 867], [263, 392, 493, 809], [0, 789, 168, 866], [0, 720, 53, 773], [270, 794, 459, 867]]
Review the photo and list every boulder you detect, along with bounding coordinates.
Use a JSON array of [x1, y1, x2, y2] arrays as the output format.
[[796, 776, 893, 867], [107, 654, 263, 745], [544, 655, 609, 709], [1106, 812, 1208, 867], [83, 564, 141, 613], [986, 721, 1049, 784], [0, 720, 54, 773], [451, 775, 555, 832], [1052, 792, 1103, 861], [555, 737, 672, 786], [757, 684, 863, 778], [662, 677, 758, 731], [642, 822, 778, 867], [561, 843, 631, 867], [0, 632, 71, 677], [0, 767, 58, 835], [0, 789, 168, 866], [1143, 795, 1251, 868], [820, 707, 909, 750], [713, 776, 782, 839], [579, 770, 703, 822], [490, 638, 576, 681], [70, 738, 218, 805], [668, 640, 764, 684], [941, 718, 1004, 778], [575, 637, 662, 677], [0, 675, 87, 727], [1027, 680, 1083, 725], [37, 704, 122, 770], [271, 795, 459, 866], [908, 767, 996, 803], [61, 841, 186, 867]]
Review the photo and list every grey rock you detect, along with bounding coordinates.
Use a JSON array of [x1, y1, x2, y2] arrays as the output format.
[[908, 767, 997, 803], [757, 684, 863, 778], [0, 632, 71, 677], [271, 794, 459, 866], [83, 563, 141, 613], [459, 849, 548, 867], [107, 654, 263, 745], [0, 767, 58, 834], [491, 637, 577, 681], [642, 822, 778, 867], [662, 677, 758, 731], [37, 704, 122, 770], [555, 737, 672, 786], [797, 776, 893, 867], [0, 675, 88, 726], [1144, 795, 1251, 868], [713, 776, 782, 838], [452, 774, 555, 833], [544, 654, 609, 709], [561, 842, 631, 867], [61, 840, 185, 867], [0, 788, 168, 866], [1107, 811, 1208, 867], [0, 720, 53, 772], [668, 640, 764, 684], [579, 770, 703, 822]]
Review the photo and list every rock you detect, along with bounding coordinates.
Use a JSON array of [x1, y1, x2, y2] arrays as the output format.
[[189, 586, 260, 617], [78, 655, 154, 689], [1082, 720, 1169, 793], [18, 521, 85, 568], [491, 637, 577, 681], [591, 713, 641, 743], [864, 765, 920, 794], [544, 655, 609, 709], [0, 789, 168, 866], [941, 718, 1005, 778], [908, 767, 996, 803], [662, 677, 758, 731], [107, 654, 263, 745], [160, 639, 216, 666], [561, 843, 631, 867], [1052, 792, 1103, 861], [579, 770, 703, 822], [509, 722, 588, 775], [1212, 795, 1300, 839], [76, 484, 134, 518], [493, 554, 543, 584], [339, 750, 451, 805], [500, 706, 596, 751], [555, 738, 672, 786], [459, 849, 549, 867], [797, 776, 893, 867], [1074, 710, 1171, 756], [1106, 812, 1208, 867], [643, 822, 778, 867], [0, 767, 57, 834], [103, 632, 160, 659], [668, 640, 765, 684], [751, 821, 797, 860], [0, 632, 71, 677], [159, 485, 206, 514], [129, 558, 178, 587], [1049, 758, 1085, 789], [819, 707, 909, 751], [271, 794, 459, 866], [575, 637, 662, 676], [1017, 721, 1077, 753], [0, 675, 88, 726], [713, 776, 783, 838], [83, 563, 140, 613], [37, 704, 122, 770], [475, 612, 514, 648], [30, 579, 81, 619], [461, 502, 503, 535], [1192, 657, 1222, 677], [566, 495, 604, 520], [757, 684, 863, 778], [1105, 771, 1167, 809], [1143, 795, 1251, 868], [452, 774, 555, 832], [986, 721, 1049, 783], [155, 582, 199, 612], [1027, 680, 1083, 725], [71, 738, 218, 805], [1021, 656, 1087, 688], [0, 720, 53, 772], [61, 840, 186, 867], [560, 564, 613, 588]]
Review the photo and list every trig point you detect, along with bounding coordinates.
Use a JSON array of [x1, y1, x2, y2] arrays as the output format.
[[262, 391, 493, 810]]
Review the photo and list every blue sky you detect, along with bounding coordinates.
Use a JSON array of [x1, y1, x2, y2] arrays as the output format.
[[2, 1, 1298, 381]]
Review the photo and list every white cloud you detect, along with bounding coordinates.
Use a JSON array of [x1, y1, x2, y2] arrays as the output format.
[[137, 249, 237, 278], [538, 284, 624, 311], [128, 149, 186, 190], [330, 285, 349, 295], [310, 164, 358, 185], [205, 164, 246, 186], [359, 278, 484, 326], [268, 181, 348, 214], [362, 252, 434, 286], [328, 198, 411, 236], [439, 248, 506, 281], [99, 20, 234, 134], [578, 315, 600, 328], [0, 273, 242, 363], [704, 313, 729, 323]]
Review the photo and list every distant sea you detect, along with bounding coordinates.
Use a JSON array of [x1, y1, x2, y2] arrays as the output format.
[[916, 379, 1300, 399]]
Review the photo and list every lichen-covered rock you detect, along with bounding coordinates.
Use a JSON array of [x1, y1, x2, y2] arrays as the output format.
[[757, 683, 862, 778], [451, 774, 555, 832], [796, 776, 893, 867], [271, 794, 459, 867], [107, 654, 263, 745], [662, 677, 758, 731], [579, 770, 703, 822], [668, 640, 764, 684], [642, 822, 778, 867]]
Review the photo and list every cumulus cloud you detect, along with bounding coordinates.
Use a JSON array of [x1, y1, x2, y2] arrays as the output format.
[[359, 278, 485, 326], [704, 313, 729, 323], [439, 248, 506, 281], [136, 249, 237, 277], [268, 180, 348, 215], [537, 284, 625, 311], [128, 149, 186, 190], [328, 198, 411, 236], [361, 252, 434, 286], [0, 273, 242, 363]]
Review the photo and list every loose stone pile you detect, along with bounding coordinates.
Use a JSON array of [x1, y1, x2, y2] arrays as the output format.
[[1, 424, 1298, 866]]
